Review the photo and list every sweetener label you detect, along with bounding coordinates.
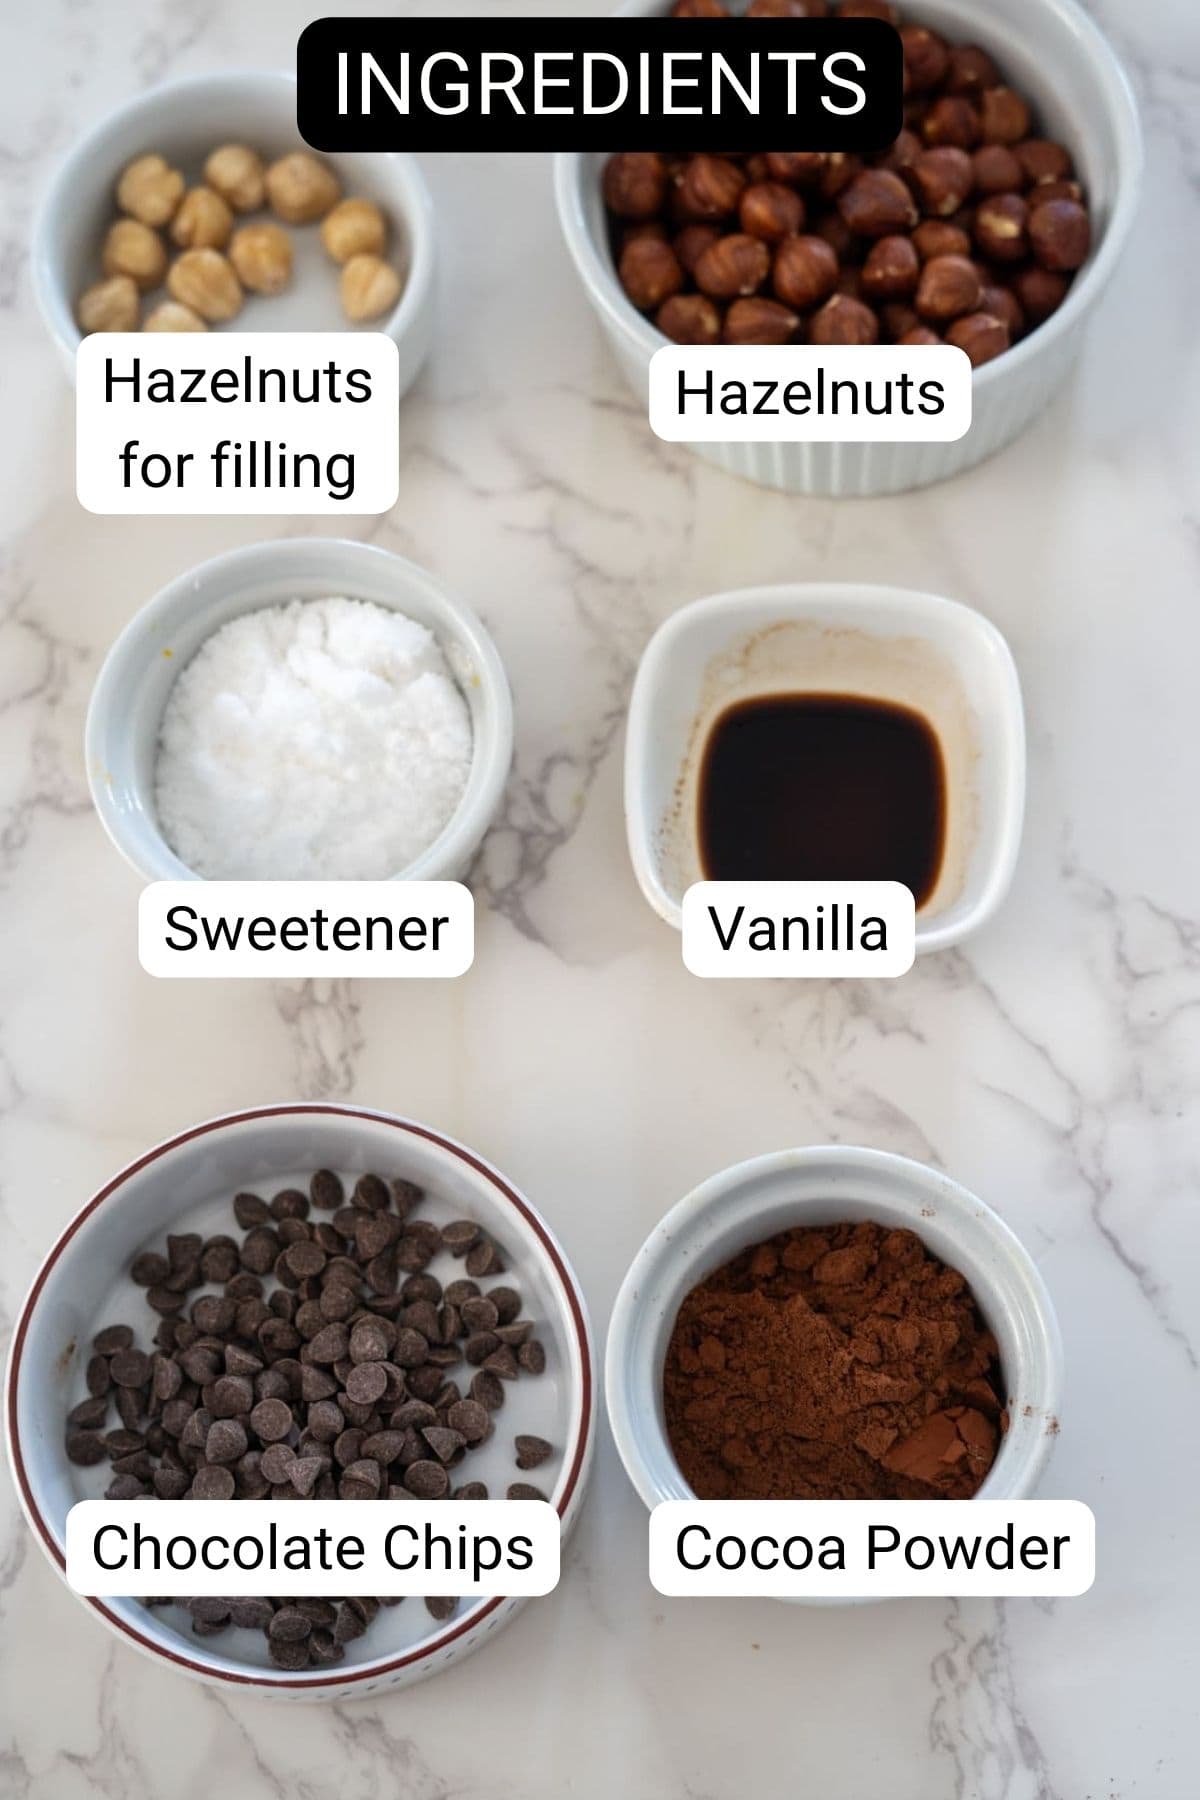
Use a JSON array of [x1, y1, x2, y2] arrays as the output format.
[[681, 882, 915, 978], [649, 1501, 1095, 1599]]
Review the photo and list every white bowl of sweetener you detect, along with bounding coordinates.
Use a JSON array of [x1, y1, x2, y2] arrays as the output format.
[[85, 539, 513, 884]]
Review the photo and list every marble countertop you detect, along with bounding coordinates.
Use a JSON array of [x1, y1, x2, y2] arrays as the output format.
[[2, 1, 1198, 1795]]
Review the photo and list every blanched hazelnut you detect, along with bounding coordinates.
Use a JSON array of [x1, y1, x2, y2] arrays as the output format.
[[974, 193, 1028, 262], [618, 236, 683, 310], [915, 253, 983, 323], [723, 297, 800, 344], [143, 300, 207, 332], [116, 154, 184, 228], [694, 232, 770, 299], [1029, 196, 1090, 271], [657, 293, 722, 343], [913, 218, 971, 260], [77, 275, 139, 334], [265, 151, 341, 224], [945, 44, 998, 96], [980, 86, 1031, 146], [773, 234, 839, 309], [837, 169, 917, 237], [167, 247, 243, 322], [204, 144, 266, 213], [1015, 139, 1072, 186], [945, 310, 1009, 366], [740, 181, 805, 243], [972, 144, 1024, 195], [922, 96, 982, 150], [901, 26, 949, 93], [808, 293, 879, 344], [764, 152, 825, 186], [1013, 265, 1069, 323], [171, 186, 234, 250], [674, 154, 746, 221], [674, 224, 720, 275], [102, 218, 167, 291], [229, 222, 293, 295], [320, 197, 387, 264], [603, 152, 667, 219], [861, 234, 920, 301], [339, 253, 403, 321], [911, 147, 974, 216]]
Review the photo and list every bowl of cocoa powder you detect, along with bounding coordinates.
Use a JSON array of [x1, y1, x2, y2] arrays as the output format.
[[606, 1145, 1061, 1592]]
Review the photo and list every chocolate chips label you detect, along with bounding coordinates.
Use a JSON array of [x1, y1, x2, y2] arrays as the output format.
[[649, 1501, 1095, 1599], [297, 18, 903, 153], [681, 882, 916, 978]]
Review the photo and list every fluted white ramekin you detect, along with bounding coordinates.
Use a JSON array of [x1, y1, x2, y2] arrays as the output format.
[[555, 0, 1141, 496]]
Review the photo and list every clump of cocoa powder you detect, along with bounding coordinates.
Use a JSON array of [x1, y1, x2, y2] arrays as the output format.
[[663, 1221, 1007, 1501]]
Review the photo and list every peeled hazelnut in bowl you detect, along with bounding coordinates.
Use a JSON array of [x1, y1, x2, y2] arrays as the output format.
[[603, 152, 667, 220], [321, 197, 387, 264], [809, 293, 879, 345], [619, 236, 684, 310], [915, 253, 983, 323], [694, 232, 770, 300], [102, 219, 167, 292], [171, 186, 234, 251], [77, 275, 139, 334], [229, 222, 293, 295], [723, 297, 800, 345], [265, 151, 341, 224], [339, 253, 403, 322], [204, 144, 266, 214], [656, 293, 722, 344], [167, 247, 243, 322], [773, 234, 838, 310], [116, 153, 184, 228], [143, 300, 207, 333]]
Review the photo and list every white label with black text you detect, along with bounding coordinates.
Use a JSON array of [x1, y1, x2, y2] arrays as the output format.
[[139, 881, 473, 978], [649, 344, 971, 442], [681, 881, 915, 978], [649, 1501, 1095, 1599]]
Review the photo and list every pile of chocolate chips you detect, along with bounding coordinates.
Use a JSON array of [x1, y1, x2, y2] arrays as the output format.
[[65, 1169, 553, 1670]]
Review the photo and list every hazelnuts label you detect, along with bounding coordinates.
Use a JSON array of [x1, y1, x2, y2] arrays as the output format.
[[649, 344, 971, 442], [681, 883, 916, 978]]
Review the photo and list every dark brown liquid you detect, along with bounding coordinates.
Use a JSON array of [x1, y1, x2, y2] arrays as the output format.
[[697, 692, 946, 906]]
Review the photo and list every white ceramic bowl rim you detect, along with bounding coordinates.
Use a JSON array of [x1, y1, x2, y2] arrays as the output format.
[[554, 0, 1143, 394], [83, 536, 514, 884], [5, 1102, 596, 1692], [32, 67, 437, 363]]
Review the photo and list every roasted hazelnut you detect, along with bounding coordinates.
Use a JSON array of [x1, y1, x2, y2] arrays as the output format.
[[881, 129, 922, 177], [204, 145, 266, 213], [171, 186, 234, 251], [915, 252, 983, 323], [972, 144, 1024, 195], [1029, 196, 1090, 271], [618, 236, 684, 310], [945, 310, 1009, 366], [115, 154, 184, 229], [674, 154, 746, 221], [656, 293, 723, 344], [102, 218, 167, 291], [980, 86, 1031, 146], [265, 151, 341, 224], [945, 44, 998, 96], [694, 232, 771, 299], [912, 218, 971, 260], [339, 253, 403, 321], [320, 197, 387, 263], [623, 221, 668, 247], [673, 224, 720, 274], [739, 181, 805, 243], [143, 300, 207, 333], [671, 0, 728, 13], [922, 96, 981, 150], [723, 297, 801, 344], [1014, 138, 1072, 186], [836, 266, 863, 300], [861, 233, 920, 301], [814, 211, 857, 262], [836, 0, 897, 19], [167, 248, 243, 322], [747, 0, 825, 15], [819, 153, 862, 200], [603, 151, 667, 219], [229, 222, 293, 295], [1034, 178, 1083, 205], [773, 234, 839, 309], [880, 301, 919, 341], [838, 169, 917, 237], [1012, 265, 1069, 323], [808, 293, 879, 344], [980, 283, 1025, 338], [900, 325, 942, 345], [911, 147, 974, 217], [901, 26, 949, 93], [764, 152, 826, 186], [973, 192, 1028, 262], [77, 274, 139, 334]]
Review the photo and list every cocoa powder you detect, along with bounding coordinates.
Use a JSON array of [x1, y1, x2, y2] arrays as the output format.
[[663, 1221, 1006, 1501]]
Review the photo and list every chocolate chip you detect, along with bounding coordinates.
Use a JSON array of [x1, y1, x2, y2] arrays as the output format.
[[260, 1442, 296, 1485], [507, 1482, 549, 1501], [446, 1399, 491, 1443], [441, 1220, 479, 1256], [67, 1430, 107, 1465], [206, 1419, 248, 1464], [405, 1459, 450, 1498], [470, 1370, 506, 1410], [109, 1349, 151, 1388], [344, 1362, 387, 1406], [233, 1193, 270, 1228], [424, 1596, 459, 1621], [421, 1426, 466, 1465], [249, 1398, 293, 1443], [93, 1325, 134, 1355], [269, 1607, 312, 1643], [518, 1340, 547, 1375], [465, 1239, 502, 1278], [515, 1435, 553, 1470], [353, 1174, 390, 1212], [191, 1465, 236, 1500]]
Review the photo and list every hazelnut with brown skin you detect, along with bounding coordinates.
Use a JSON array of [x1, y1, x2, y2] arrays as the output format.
[[836, 0, 897, 20], [167, 248, 243, 322], [320, 198, 387, 264], [1013, 265, 1069, 323], [808, 293, 879, 344], [980, 86, 1031, 145], [674, 154, 746, 220], [819, 153, 862, 200], [265, 151, 341, 224], [901, 26, 949, 93], [945, 310, 1009, 366], [773, 234, 839, 309], [764, 152, 825, 186], [656, 293, 722, 344], [980, 283, 1025, 338], [1014, 139, 1072, 186], [913, 218, 971, 260], [922, 96, 981, 150], [974, 193, 1028, 262], [1029, 196, 1090, 270], [339, 253, 403, 321], [694, 232, 770, 300], [739, 181, 805, 243], [204, 145, 266, 213], [116, 154, 184, 228], [972, 144, 1024, 195], [747, 0, 825, 15], [723, 297, 801, 344], [603, 152, 667, 220], [814, 211, 857, 262], [171, 186, 234, 251], [1034, 178, 1083, 205], [900, 325, 942, 345], [881, 129, 922, 177], [910, 147, 974, 217], [945, 44, 998, 97], [102, 219, 167, 291], [77, 275, 139, 334], [674, 224, 720, 274], [837, 169, 917, 237], [618, 236, 684, 310], [229, 222, 293, 295], [671, 0, 728, 14], [915, 253, 983, 323], [836, 266, 863, 301], [861, 234, 920, 301]]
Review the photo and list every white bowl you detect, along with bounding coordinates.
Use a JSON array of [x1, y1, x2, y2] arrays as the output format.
[[5, 1103, 596, 1698], [624, 582, 1025, 953], [85, 537, 514, 884], [606, 1145, 1062, 1546], [554, 0, 1142, 496], [33, 69, 436, 396]]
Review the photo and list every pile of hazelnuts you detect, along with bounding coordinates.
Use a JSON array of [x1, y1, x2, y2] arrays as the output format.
[[603, 0, 1091, 366]]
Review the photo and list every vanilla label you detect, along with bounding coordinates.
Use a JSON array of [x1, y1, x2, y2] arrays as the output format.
[[681, 881, 915, 978]]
